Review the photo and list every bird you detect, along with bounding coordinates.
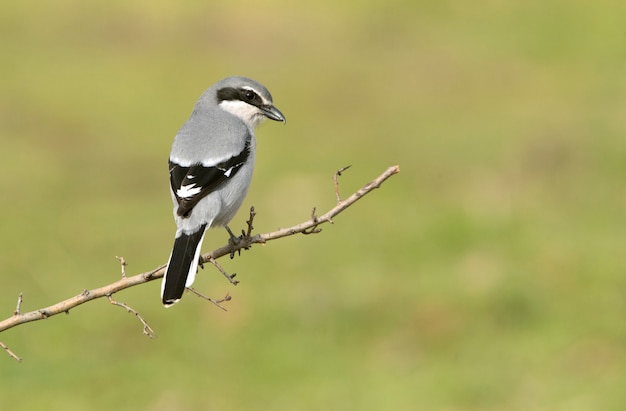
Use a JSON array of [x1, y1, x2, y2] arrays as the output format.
[[161, 76, 285, 307]]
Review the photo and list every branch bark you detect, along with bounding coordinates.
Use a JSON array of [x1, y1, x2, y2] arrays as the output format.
[[0, 165, 400, 360]]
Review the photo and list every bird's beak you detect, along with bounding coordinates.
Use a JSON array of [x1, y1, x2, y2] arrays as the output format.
[[261, 105, 286, 123]]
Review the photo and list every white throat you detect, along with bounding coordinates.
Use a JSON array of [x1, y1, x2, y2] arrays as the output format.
[[219, 100, 266, 129]]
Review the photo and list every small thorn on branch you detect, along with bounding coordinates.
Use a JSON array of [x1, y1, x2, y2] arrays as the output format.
[[0, 340, 22, 362], [115, 256, 127, 278], [13, 293, 23, 316], [334, 165, 352, 203], [209, 257, 240, 285], [186, 288, 231, 311], [107, 295, 156, 338]]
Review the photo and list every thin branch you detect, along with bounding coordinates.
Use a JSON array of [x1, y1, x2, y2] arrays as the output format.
[[254, 164, 399, 244], [186, 288, 231, 311], [0, 165, 400, 360], [334, 165, 352, 202], [302, 207, 322, 235], [14, 293, 23, 316], [208, 257, 239, 286], [0, 264, 165, 336], [0, 340, 22, 362], [245, 206, 256, 237], [107, 295, 156, 338], [115, 256, 127, 278]]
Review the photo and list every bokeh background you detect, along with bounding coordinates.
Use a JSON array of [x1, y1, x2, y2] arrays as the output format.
[[1, 1, 625, 410]]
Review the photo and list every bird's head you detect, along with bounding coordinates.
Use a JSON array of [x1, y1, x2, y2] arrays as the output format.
[[215, 76, 286, 129]]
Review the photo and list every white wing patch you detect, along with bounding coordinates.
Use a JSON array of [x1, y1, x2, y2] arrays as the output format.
[[176, 183, 201, 199], [170, 155, 232, 168]]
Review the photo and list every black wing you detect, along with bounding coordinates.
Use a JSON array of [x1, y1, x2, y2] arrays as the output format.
[[169, 137, 251, 218]]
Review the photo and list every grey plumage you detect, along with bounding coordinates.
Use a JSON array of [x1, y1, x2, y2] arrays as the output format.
[[162, 76, 285, 307]]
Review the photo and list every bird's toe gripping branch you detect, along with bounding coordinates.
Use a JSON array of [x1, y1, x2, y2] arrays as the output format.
[[225, 206, 258, 259], [225, 225, 242, 258]]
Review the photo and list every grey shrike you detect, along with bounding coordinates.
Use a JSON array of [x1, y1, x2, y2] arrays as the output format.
[[162, 76, 285, 307]]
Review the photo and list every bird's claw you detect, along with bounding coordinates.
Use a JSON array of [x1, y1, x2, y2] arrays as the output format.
[[225, 225, 242, 259]]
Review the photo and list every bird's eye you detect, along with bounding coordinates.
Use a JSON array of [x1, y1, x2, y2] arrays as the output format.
[[243, 90, 256, 101]]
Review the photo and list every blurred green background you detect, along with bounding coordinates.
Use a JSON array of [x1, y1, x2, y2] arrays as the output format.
[[1, 0, 625, 410]]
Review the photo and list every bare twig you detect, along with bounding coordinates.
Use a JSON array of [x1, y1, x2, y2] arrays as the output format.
[[0, 165, 400, 361], [115, 256, 127, 278], [0, 340, 22, 362], [254, 165, 399, 244], [186, 288, 231, 311], [303, 207, 322, 235], [245, 206, 256, 237], [107, 295, 156, 338], [334, 165, 352, 202], [209, 257, 239, 285], [13, 293, 23, 316], [0, 265, 165, 337]]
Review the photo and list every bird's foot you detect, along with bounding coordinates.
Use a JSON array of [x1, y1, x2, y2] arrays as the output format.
[[225, 225, 243, 259], [225, 222, 254, 259]]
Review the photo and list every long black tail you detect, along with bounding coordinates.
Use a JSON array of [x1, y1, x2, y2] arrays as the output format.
[[162, 224, 207, 307]]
